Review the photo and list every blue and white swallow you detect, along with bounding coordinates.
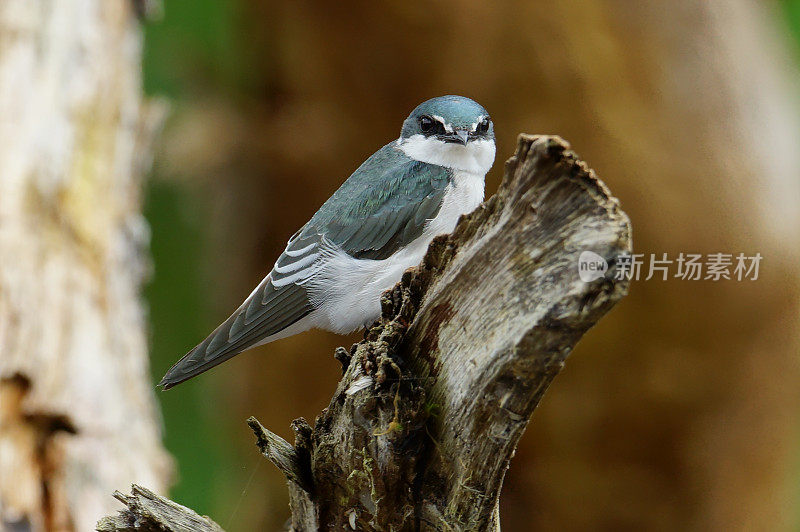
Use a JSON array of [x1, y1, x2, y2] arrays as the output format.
[[160, 95, 495, 389]]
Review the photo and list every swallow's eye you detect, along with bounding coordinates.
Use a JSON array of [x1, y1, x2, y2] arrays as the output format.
[[477, 117, 491, 134], [419, 115, 435, 133]]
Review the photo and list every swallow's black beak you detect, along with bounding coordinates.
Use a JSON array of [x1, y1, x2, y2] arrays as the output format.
[[440, 130, 470, 146]]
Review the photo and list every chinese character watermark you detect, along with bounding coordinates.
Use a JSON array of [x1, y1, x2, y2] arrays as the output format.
[[577, 252, 762, 282]]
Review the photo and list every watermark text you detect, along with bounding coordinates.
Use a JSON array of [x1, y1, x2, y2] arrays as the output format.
[[578, 252, 762, 282]]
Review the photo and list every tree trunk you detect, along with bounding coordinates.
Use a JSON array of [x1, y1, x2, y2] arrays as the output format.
[[98, 134, 631, 531], [0, 2, 171, 531]]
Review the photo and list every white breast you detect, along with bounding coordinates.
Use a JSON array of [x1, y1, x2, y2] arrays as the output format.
[[425, 170, 485, 239], [306, 170, 486, 333]]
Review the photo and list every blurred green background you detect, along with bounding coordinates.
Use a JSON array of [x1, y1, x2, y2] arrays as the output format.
[[143, 1, 800, 530]]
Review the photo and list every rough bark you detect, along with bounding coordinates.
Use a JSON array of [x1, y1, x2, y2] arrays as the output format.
[[0, 2, 171, 531], [96, 486, 222, 532], [98, 134, 630, 530]]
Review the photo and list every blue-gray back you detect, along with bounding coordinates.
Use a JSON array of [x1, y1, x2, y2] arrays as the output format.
[[300, 142, 452, 260]]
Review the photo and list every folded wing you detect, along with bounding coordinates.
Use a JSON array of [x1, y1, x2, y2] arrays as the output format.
[[159, 146, 451, 389]]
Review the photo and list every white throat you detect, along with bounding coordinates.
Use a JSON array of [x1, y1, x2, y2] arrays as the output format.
[[397, 134, 495, 174]]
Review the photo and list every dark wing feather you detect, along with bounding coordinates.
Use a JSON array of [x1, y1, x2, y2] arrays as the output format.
[[307, 154, 452, 259], [159, 276, 312, 389], [160, 145, 451, 389]]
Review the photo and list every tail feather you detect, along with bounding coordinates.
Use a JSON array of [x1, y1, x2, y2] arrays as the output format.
[[159, 278, 312, 389]]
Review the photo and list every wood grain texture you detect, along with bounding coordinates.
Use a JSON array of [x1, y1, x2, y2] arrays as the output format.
[[96, 485, 223, 532]]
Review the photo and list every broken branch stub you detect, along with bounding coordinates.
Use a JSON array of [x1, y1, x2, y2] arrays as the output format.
[[95, 485, 223, 532]]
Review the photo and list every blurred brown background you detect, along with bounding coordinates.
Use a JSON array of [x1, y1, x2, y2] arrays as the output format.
[[143, 1, 800, 530]]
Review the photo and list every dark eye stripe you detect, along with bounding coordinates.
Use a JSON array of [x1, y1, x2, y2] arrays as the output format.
[[418, 115, 446, 136]]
